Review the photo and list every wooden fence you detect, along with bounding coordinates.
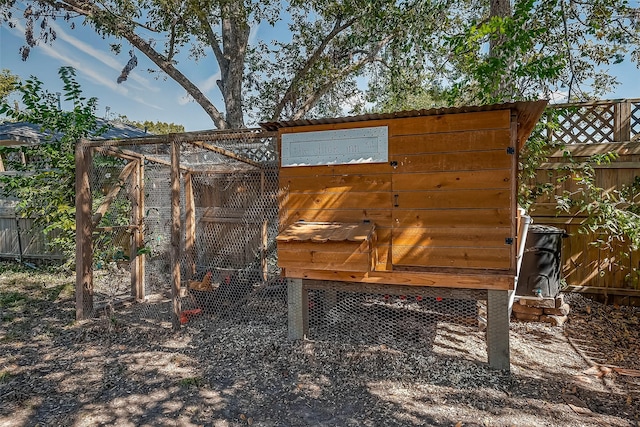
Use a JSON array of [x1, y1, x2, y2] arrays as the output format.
[[0, 203, 64, 262], [529, 98, 640, 301]]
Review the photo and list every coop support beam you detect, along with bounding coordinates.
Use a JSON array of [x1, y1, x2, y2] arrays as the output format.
[[170, 140, 182, 329], [184, 172, 196, 280], [93, 146, 140, 162], [284, 269, 514, 290], [75, 141, 93, 320], [287, 278, 308, 340], [487, 289, 510, 371], [131, 159, 145, 300], [95, 146, 191, 172], [82, 129, 277, 147]]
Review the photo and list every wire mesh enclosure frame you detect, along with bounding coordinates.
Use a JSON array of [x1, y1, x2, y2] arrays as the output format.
[[75, 129, 281, 324], [303, 281, 490, 355]]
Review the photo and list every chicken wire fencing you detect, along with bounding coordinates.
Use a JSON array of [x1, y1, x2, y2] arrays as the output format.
[[304, 282, 490, 361], [79, 129, 494, 364], [79, 129, 284, 324]]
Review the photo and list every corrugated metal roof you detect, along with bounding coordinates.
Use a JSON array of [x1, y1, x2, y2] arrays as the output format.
[[260, 100, 546, 130], [260, 100, 548, 150]]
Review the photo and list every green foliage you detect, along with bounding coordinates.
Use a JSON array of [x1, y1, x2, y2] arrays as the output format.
[[0, 66, 106, 264], [520, 109, 640, 270], [0, 370, 14, 383], [117, 118, 185, 135], [0, 69, 19, 103], [553, 151, 640, 252], [444, 0, 639, 104], [4, 0, 638, 127], [178, 376, 204, 387]]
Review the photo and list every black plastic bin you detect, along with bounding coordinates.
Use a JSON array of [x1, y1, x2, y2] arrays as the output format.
[[516, 225, 567, 298]]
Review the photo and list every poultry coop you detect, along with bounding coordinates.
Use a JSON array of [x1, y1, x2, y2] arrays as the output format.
[[263, 100, 547, 370], [75, 102, 548, 369]]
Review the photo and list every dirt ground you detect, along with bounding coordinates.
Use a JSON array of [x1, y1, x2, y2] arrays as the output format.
[[0, 265, 638, 427]]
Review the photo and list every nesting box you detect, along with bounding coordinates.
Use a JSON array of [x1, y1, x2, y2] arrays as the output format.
[[264, 101, 547, 291], [276, 221, 377, 272]]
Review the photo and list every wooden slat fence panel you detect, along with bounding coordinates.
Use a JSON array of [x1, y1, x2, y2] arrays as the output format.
[[0, 209, 64, 260], [529, 138, 640, 293]]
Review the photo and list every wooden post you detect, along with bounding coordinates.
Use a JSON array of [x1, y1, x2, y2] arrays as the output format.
[[138, 159, 146, 298], [287, 278, 308, 340], [545, 111, 554, 143], [170, 140, 182, 329], [130, 159, 145, 300], [509, 113, 518, 274], [184, 171, 196, 280], [260, 170, 267, 281], [614, 100, 632, 142], [261, 219, 268, 281], [75, 141, 93, 320], [487, 289, 510, 371]]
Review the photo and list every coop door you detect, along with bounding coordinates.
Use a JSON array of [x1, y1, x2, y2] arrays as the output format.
[[389, 132, 515, 271]]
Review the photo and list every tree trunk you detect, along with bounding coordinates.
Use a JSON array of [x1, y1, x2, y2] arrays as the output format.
[[489, 0, 512, 53], [489, 0, 513, 101], [216, 3, 249, 128]]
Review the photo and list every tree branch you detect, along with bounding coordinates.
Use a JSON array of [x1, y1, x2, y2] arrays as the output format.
[[194, 8, 227, 72], [271, 16, 357, 121], [124, 27, 229, 128], [560, 0, 576, 100], [50, 0, 229, 128], [167, 23, 176, 61], [291, 35, 393, 120]]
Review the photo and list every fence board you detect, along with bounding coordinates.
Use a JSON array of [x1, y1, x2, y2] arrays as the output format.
[[531, 136, 640, 293], [0, 213, 63, 260]]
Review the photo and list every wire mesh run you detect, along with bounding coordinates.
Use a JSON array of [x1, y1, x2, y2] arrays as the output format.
[[305, 282, 489, 362], [81, 130, 285, 325]]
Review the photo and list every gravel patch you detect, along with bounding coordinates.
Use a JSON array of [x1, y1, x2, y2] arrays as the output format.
[[0, 268, 638, 426]]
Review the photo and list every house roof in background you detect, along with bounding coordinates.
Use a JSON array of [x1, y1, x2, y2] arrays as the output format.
[[0, 119, 151, 147]]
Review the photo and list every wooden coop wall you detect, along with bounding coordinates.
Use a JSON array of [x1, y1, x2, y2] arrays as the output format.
[[278, 109, 519, 288]]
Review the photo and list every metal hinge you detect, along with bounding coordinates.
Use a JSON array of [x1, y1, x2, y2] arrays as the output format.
[[506, 147, 515, 155], [505, 237, 514, 245]]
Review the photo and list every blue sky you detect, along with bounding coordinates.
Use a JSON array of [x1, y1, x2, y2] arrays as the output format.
[[0, 17, 243, 131], [1, 12, 639, 131]]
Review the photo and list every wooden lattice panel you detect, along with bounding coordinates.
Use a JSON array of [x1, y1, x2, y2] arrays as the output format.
[[632, 101, 640, 141], [552, 104, 614, 144]]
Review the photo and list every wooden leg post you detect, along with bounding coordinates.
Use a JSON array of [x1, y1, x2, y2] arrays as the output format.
[[487, 289, 510, 371], [75, 141, 93, 320], [170, 140, 182, 329], [287, 278, 308, 340]]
